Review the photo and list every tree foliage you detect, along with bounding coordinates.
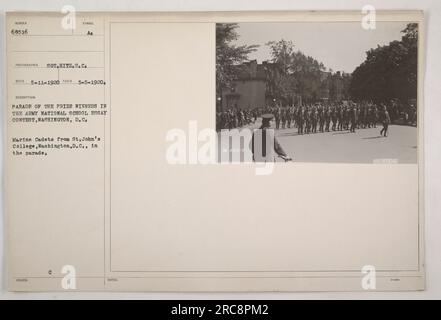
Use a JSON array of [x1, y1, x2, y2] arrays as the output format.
[[216, 24, 258, 96], [265, 40, 297, 104], [349, 23, 418, 102], [265, 40, 346, 104]]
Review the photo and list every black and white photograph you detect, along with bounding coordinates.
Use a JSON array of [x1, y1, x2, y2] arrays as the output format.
[[216, 22, 419, 163], [4, 2, 441, 301]]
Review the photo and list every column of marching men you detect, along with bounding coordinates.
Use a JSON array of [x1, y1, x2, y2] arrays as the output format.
[[216, 101, 417, 137]]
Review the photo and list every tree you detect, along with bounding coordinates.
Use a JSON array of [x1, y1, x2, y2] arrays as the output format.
[[349, 23, 418, 102], [265, 40, 297, 104], [216, 24, 258, 99], [266, 39, 295, 74], [266, 40, 327, 104]]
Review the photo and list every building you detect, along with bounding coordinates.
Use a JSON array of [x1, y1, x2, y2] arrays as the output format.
[[219, 60, 349, 110], [220, 60, 272, 110]]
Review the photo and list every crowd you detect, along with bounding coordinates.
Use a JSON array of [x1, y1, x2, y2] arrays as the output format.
[[216, 108, 258, 131], [216, 101, 417, 136]]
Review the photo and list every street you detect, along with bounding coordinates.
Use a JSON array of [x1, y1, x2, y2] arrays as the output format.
[[247, 119, 417, 163]]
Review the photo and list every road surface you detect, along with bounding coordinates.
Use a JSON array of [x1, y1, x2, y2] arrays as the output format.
[[243, 119, 418, 163]]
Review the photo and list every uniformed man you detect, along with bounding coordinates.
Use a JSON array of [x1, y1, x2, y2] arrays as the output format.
[[318, 106, 325, 133], [304, 107, 311, 134], [286, 107, 292, 129], [311, 106, 318, 133], [331, 106, 337, 131], [337, 106, 344, 131], [350, 105, 357, 133], [281, 108, 287, 129], [324, 106, 331, 132], [373, 106, 378, 128], [380, 106, 391, 137], [343, 106, 349, 130], [297, 106, 304, 135], [361, 105, 368, 128], [367, 106, 373, 128], [275, 107, 281, 130], [356, 105, 361, 129], [251, 114, 292, 162]]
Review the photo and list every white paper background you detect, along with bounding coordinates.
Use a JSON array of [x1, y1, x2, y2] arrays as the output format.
[[0, 0, 440, 299]]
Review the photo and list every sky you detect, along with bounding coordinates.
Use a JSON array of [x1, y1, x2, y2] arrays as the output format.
[[233, 22, 409, 74]]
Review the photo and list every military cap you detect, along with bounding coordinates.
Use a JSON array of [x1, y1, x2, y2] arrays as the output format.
[[261, 114, 274, 120]]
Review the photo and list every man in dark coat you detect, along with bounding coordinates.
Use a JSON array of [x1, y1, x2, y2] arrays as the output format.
[[251, 114, 292, 162], [380, 106, 391, 137]]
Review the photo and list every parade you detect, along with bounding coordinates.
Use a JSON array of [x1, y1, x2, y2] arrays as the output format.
[[217, 100, 417, 137], [216, 22, 418, 163]]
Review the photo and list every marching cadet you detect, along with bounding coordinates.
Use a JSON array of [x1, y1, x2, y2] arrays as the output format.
[[325, 106, 332, 132], [297, 106, 304, 135], [293, 106, 298, 128], [338, 105, 344, 131], [361, 105, 368, 128], [350, 105, 357, 133], [304, 107, 311, 134], [342, 106, 349, 130], [331, 106, 337, 131], [281, 108, 287, 129], [287, 107, 293, 128], [318, 106, 325, 133], [292, 107, 297, 129], [367, 106, 374, 128], [380, 105, 391, 137], [372, 106, 378, 128], [274, 107, 281, 129], [311, 106, 317, 133], [291, 106, 296, 128], [251, 114, 293, 162], [356, 105, 361, 129]]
